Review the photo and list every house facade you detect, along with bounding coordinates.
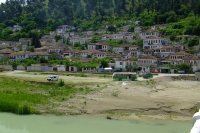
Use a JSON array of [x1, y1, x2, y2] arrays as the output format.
[[143, 37, 168, 50], [140, 29, 161, 39], [154, 46, 175, 58], [137, 55, 158, 72]]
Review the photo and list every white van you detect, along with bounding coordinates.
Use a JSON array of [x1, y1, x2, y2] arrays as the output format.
[[47, 75, 59, 81]]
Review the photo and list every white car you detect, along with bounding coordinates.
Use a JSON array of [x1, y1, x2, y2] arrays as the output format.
[[47, 75, 59, 81]]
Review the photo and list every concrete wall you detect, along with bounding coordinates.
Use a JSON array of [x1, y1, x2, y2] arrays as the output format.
[[56, 65, 66, 71], [17, 65, 26, 70], [41, 65, 53, 72], [27, 64, 41, 71], [69, 66, 78, 72], [0, 65, 13, 70], [195, 72, 200, 81], [82, 68, 97, 72]]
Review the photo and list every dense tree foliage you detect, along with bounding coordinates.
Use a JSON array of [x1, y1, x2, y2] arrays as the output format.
[[0, 0, 200, 42]]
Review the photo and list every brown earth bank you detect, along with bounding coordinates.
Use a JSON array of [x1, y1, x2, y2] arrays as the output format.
[[0, 71, 199, 121]]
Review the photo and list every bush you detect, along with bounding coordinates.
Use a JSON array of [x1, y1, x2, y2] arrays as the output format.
[[58, 79, 65, 87], [79, 73, 87, 77]]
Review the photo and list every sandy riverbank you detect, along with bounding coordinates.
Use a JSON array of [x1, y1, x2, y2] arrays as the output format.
[[0, 71, 199, 121]]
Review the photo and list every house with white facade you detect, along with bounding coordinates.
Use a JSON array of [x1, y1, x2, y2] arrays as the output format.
[[140, 29, 161, 39], [87, 43, 112, 52], [19, 38, 32, 45], [79, 50, 91, 58], [12, 25, 22, 32], [115, 59, 137, 71], [125, 50, 142, 58], [134, 26, 142, 33], [113, 45, 140, 55], [48, 46, 64, 56], [9, 51, 50, 62], [29, 52, 50, 60], [9, 51, 29, 62], [69, 37, 88, 45], [137, 55, 158, 72], [101, 34, 111, 41], [113, 46, 124, 54], [40, 35, 55, 44], [182, 56, 200, 72], [110, 34, 124, 40], [154, 46, 175, 58], [143, 49, 154, 56], [62, 50, 80, 58], [169, 51, 192, 62], [167, 51, 193, 66], [143, 36, 168, 50], [56, 25, 74, 34]]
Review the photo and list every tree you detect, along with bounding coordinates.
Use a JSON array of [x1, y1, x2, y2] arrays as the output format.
[[107, 26, 117, 32], [177, 63, 192, 73], [100, 59, 108, 68], [28, 31, 41, 48], [39, 57, 48, 63], [188, 37, 199, 47], [55, 35, 62, 42]]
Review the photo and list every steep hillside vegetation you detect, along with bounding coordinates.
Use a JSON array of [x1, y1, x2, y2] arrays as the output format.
[[0, 0, 200, 41]]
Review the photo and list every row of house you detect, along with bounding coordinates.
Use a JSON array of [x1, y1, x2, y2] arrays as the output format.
[[0, 22, 200, 73]]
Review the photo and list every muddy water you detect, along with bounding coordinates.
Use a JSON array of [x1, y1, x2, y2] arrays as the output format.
[[0, 113, 192, 133]]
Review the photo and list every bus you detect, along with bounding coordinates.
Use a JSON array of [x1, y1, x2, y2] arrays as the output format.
[[112, 72, 137, 81]]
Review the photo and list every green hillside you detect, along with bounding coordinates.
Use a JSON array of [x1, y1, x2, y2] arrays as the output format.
[[0, 0, 200, 41]]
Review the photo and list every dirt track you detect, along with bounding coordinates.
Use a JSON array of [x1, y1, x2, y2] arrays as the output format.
[[0, 71, 199, 121]]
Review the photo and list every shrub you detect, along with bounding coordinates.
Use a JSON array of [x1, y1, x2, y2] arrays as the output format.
[[79, 73, 87, 77], [58, 79, 65, 87]]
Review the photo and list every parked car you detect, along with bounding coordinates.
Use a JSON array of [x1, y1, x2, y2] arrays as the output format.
[[178, 70, 185, 74], [47, 75, 59, 81], [99, 68, 113, 72]]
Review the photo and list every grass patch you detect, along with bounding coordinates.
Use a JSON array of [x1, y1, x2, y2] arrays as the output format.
[[135, 112, 142, 117], [0, 77, 93, 115], [107, 110, 116, 115], [79, 73, 87, 77], [99, 74, 111, 78]]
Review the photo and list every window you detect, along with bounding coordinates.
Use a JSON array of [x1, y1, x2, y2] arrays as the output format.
[[120, 62, 123, 65]]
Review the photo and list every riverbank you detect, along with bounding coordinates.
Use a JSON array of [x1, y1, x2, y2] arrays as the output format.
[[0, 71, 198, 121]]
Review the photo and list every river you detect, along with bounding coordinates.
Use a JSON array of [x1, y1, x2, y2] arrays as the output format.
[[0, 113, 192, 133]]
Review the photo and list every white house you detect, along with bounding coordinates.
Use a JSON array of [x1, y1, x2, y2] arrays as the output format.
[[56, 25, 74, 34], [137, 55, 158, 72], [143, 36, 168, 50], [134, 26, 142, 33], [115, 59, 137, 71], [9, 51, 29, 62], [140, 29, 161, 39], [113, 46, 124, 54], [62, 50, 80, 58], [12, 25, 22, 32], [87, 43, 112, 52], [69, 37, 88, 45], [154, 46, 175, 58]]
